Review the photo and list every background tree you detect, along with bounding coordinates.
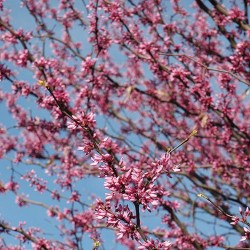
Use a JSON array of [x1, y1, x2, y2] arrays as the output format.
[[0, 0, 249, 249]]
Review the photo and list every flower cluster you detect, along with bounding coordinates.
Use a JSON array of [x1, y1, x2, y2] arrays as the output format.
[[1, 0, 250, 249], [21, 170, 47, 193], [138, 238, 172, 249], [95, 199, 137, 240], [231, 207, 250, 242], [67, 112, 96, 130]]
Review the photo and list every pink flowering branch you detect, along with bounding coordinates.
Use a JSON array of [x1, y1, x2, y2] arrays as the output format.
[[160, 53, 250, 87], [198, 194, 250, 241], [0, 221, 49, 250], [1, 0, 250, 249]]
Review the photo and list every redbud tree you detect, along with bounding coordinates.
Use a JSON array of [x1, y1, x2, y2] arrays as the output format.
[[0, 0, 249, 249]]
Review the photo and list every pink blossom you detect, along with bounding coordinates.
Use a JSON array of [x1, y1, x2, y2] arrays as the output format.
[[68, 191, 80, 203], [240, 227, 250, 241], [14, 49, 29, 67], [51, 190, 61, 201], [15, 196, 27, 207], [78, 139, 94, 155], [67, 120, 78, 130], [91, 153, 112, 166], [1, 1, 250, 249], [5, 181, 19, 192], [81, 57, 97, 75], [138, 238, 172, 249]]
